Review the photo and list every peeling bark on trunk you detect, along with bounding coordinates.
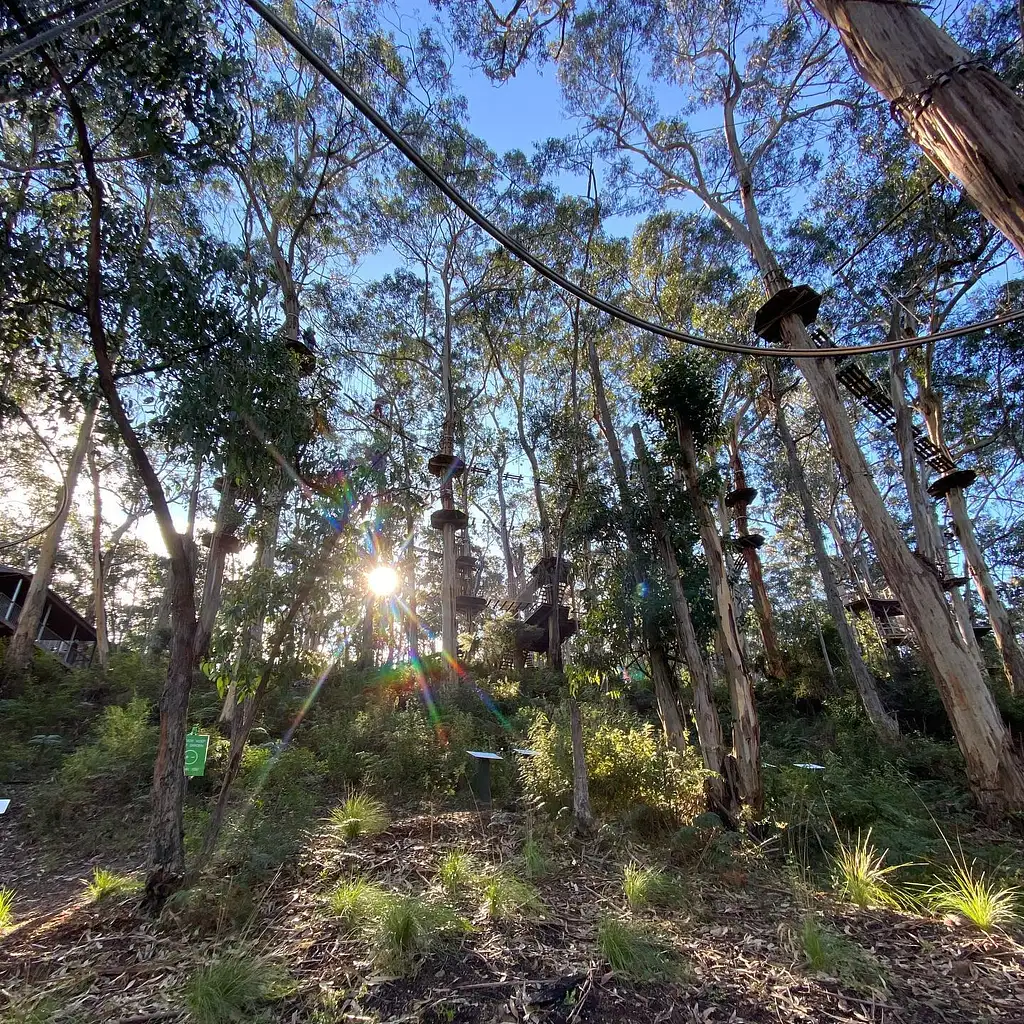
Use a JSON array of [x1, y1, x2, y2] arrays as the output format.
[[673, 421, 762, 815], [780, 314, 1024, 811], [633, 426, 740, 821], [771, 376, 899, 739], [810, 0, 1024, 257], [1, 400, 96, 689]]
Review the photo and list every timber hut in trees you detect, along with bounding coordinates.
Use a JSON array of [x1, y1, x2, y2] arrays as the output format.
[[0, 565, 96, 669], [490, 557, 578, 663]]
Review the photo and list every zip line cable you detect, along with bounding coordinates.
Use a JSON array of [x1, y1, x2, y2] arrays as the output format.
[[0, 0, 138, 68], [6, 0, 1022, 358], [242, 0, 1024, 360]]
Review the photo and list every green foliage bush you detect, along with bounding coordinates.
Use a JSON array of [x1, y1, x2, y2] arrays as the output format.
[[522, 704, 708, 820], [218, 745, 324, 877], [32, 698, 156, 828]]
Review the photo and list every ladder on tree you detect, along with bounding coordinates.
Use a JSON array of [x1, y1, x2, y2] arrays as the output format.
[[833, 361, 956, 473]]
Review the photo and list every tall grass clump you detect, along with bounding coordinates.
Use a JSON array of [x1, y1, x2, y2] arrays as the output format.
[[327, 790, 388, 840], [799, 917, 886, 991], [438, 849, 480, 895], [185, 953, 289, 1024], [0, 887, 14, 930], [481, 871, 541, 920], [830, 830, 904, 909], [623, 863, 683, 910], [84, 867, 140, 901], [920, 856, 1020, 931], [597, 918, 681, 981], [328, 877, 386, 929]]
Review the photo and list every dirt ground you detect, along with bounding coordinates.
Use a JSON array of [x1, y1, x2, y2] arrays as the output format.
[[2, 802, 1023, 1023]]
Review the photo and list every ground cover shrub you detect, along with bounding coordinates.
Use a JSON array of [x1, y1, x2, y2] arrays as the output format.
[[522, 703, 707, 820], [218, 745, 324, 878], [84, 867, 140, 901], [31, 698, 156, 828]]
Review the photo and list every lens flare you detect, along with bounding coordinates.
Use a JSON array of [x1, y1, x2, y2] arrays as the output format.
[[367, 564, 399, 597]]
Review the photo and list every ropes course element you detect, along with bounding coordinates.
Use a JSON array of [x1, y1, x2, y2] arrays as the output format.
[[242, 0, 1024, 361], [0, 0, 138, 67]]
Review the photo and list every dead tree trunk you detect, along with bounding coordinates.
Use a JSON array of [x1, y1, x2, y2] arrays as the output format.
[[727, 428, 785, 680], [770, 373, 899, 739], [673, 420, 762, 814], [810, 0, 1024, 257], [778, 313, 1024, 811], [632, 425, 740, 821], [1, 399, 96, 689]]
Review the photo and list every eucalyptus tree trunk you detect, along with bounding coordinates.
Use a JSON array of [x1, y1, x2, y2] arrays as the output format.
[[912, 373, 1024, 695], [727, 429, 785, 680], [774, 308, 1024, 810], [585, 334, 688, 753], [568, 695, 595, 831], [888, 347, 986, 674], [1, 399, 97, 689], [810, 0, 1024, 257], [88, 440, 110, 671], [632, 425, 740, 821], [770, 374, 899, 739], [672, 420, 762, 814], [947, 487, 1024, 696]]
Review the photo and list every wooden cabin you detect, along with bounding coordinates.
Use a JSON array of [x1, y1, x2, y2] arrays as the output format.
[[0, 565, 97, 669]]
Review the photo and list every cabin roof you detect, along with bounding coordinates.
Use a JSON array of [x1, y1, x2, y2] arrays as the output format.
[[0, 564, 98, 641]]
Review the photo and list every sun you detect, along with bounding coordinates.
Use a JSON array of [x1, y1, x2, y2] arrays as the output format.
[[367, 564, 399, 597]]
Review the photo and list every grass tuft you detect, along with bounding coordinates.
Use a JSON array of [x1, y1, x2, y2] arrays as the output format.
[[521, 838, 552, 879], [438, 849, 479, 895], [799, 917, 886, 991], [622, 863, 682, 910], [185, 953, 290, 1024], [0, 887, 14, 930], [481, 871, 541, 920], [597, 917, 681, 981], [328, 877, 387, 929], [830, 830, 904, 909], [327, 790, 389, 840], [84, 867, 140, 901], [919, 856, 1020, 931], [369, 894, 463, 970]]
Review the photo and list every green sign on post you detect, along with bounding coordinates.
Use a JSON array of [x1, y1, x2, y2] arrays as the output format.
[[184, 729, 209, 778]]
